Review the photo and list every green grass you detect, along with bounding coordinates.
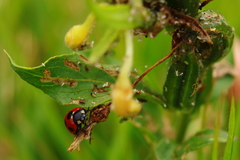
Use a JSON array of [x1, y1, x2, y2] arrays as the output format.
[[1, 0, 240, 159]]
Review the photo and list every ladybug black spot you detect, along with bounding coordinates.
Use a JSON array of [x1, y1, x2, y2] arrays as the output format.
[[68, 127, 74, 132]]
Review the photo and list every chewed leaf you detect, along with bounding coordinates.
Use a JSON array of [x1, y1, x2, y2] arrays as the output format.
[[6, 50, 115, 107], [6, 50, 163, 108]]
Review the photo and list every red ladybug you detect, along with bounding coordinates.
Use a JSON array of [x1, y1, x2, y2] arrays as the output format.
[[64, 107, 88, 134]]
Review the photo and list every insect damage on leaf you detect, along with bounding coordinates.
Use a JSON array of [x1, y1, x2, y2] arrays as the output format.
[[90, 84, 110, 98], [79, 54, 89, 62], [5, 51, 117, 106], [41, 64, 78, 87], [102, 68, 119, 76], [40, 77, 78, 87], [64, 58, 80, 71], [92, 84, 109, 93], [68, 98, 86, 105], [43, 68, 51, 76], [85, 66, 89, 72]]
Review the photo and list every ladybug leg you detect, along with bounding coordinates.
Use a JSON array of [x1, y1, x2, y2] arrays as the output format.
[[83, 119, 88, 127], [85, 107, 91, 113], [78, 123, 83, 130], [84, 107, 91, 126]]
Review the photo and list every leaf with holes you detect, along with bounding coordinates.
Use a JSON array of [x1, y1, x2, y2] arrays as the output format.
[[6, 50, 115, 107], [6, 50, 162, 108]]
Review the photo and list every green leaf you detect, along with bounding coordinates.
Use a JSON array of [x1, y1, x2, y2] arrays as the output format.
[[155, 138, 177, 160], [176, 129, 228, 157], [223, 98, 236, 160], [6, 50, 115, 107], [6, 50, 163, 108]]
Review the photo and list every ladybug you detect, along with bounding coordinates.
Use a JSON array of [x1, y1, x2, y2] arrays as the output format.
[[64, 107, 88, 135]]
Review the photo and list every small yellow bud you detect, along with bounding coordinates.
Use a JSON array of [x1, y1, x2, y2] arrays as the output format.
[[128, 99, 142, 116], [65, 13, 95, 51], [111, 75, 142, 117], [111, 88, 142, 117]]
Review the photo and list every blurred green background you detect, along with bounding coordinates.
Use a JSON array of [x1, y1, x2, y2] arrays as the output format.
[[0, 0, 240, 160]]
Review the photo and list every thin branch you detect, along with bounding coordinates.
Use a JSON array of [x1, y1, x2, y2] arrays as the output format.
[[199, 0, 213, 10], [132, 42, 182, 87]]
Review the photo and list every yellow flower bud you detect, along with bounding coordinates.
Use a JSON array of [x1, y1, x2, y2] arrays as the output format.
[[65, 13, 95, 51], [111, 69, 141, 117]]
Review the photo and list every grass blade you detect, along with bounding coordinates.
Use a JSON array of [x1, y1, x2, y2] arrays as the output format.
[[223, 97, 236, 160]]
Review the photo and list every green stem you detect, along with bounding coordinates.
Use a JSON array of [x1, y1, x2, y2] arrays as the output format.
[[175, 112, 190, 144]]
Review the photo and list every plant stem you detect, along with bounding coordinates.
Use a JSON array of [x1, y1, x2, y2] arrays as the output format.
[[121, 30, 133, 76], [175, 112, 190, 144]]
